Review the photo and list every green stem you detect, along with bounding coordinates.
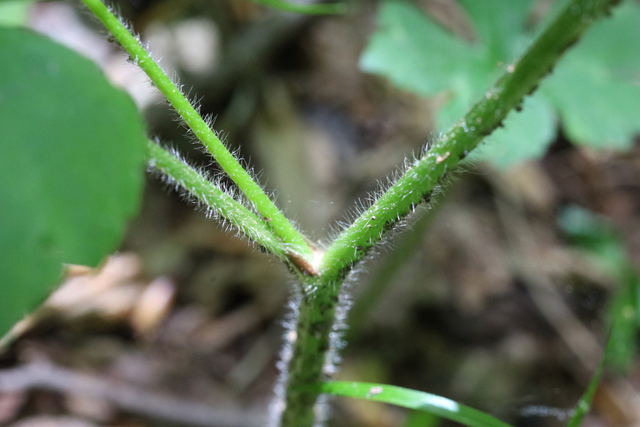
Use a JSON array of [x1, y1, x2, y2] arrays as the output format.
[[281, 0, 622, 425], [319, 0, 621, 282], [80, 0, 314, 266], [280, 275, 342, 426], [566, 331, 613, 427], [251, 0, 347, 15], [147, 141, 288, 260]]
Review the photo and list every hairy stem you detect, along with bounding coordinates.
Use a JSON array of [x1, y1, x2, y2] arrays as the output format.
[[320, 0, 621, 281], [80, 0, 315, 266], [279, 276, 342, 426], [280, 0, 622, 425], [147, 141, 289, 260]]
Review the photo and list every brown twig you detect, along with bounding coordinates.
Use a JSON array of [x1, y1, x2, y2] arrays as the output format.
[[0, 360, 264, 427]]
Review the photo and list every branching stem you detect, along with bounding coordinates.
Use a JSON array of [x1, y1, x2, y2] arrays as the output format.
[[79, 0, 315, 266], [79, 0, 623, 425]]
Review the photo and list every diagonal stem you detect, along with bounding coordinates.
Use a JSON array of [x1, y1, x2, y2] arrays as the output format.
[[79, 0, 315, 267], [147, 141, 289, 260], [319, 0, 622, 282]]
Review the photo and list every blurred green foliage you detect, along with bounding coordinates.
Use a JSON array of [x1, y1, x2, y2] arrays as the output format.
[[559, 206, 640, 373], [361, 0, 640, 168], [0, 0, 34, 26]]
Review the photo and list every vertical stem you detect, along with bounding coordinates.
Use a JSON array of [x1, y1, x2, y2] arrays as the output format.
[[79, 0, 315, 265], [280, 276, 343, 426]]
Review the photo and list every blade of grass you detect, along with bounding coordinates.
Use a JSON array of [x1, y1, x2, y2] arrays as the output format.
[[79, 0, 315, 268], [403, 410, 441, 427], [305, 381, 513, 427], [250, 0, 347, 15], [565, 333, 613, 427], [607, 269, 640, 372]]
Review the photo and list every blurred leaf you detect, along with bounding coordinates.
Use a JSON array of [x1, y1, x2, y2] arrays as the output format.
[[361, 0, 640, 168], [309, 381, 514, 427], [0, 28, 147, 335], [557, 205, 623, 267], [559, 206, 640, 372], [456, 0, 535, 60], [544, 0, 640, 148], [360, 1, 486, 97], [566, 0, 640, 77]]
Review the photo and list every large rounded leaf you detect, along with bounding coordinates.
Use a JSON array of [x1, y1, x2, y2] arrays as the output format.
[[0, 28, 147, 335]]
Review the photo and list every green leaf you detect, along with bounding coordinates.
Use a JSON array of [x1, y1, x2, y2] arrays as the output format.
[[361, 0, 640, 168], [360, 2, 484, 97], [538, 0, 640, 150], [0, 28, 147, 335], [310, 381, 514, 427], [568, 0, 640, 76], [457, 0, 535, 60], [542, 1, 640, 148]]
